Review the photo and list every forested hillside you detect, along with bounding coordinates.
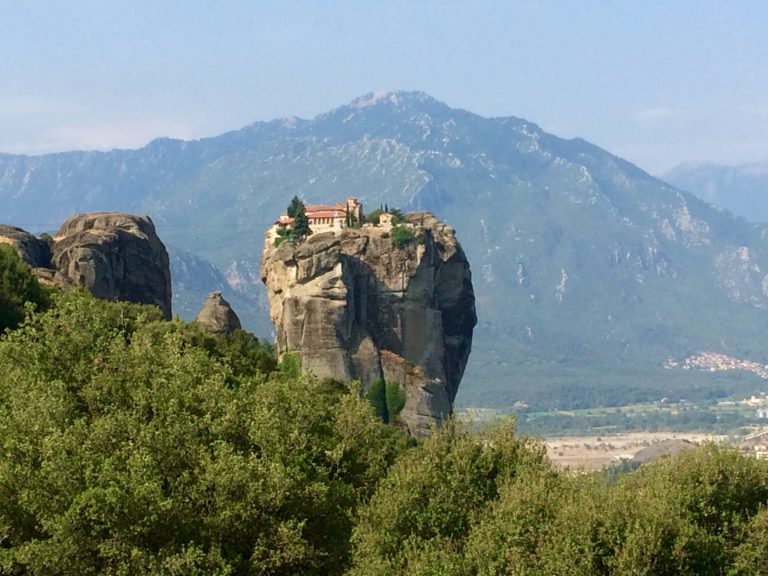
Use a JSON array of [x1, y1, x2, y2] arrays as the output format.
[[1, 255, 767, 575]]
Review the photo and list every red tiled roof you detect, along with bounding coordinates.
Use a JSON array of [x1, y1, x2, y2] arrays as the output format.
[[308, 210, 341, 219], [305, 203, 346, 212]]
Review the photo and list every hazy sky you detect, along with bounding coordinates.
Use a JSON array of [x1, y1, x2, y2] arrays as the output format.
[[1, 1, 766, 174]]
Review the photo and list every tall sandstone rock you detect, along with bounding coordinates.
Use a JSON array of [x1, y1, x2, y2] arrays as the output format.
[[0, 225, 52, 268], [52, 213, 172, 318], [261, 212, 476, 437], [196, 291, 242, 334], [1, 213, 172, 319]]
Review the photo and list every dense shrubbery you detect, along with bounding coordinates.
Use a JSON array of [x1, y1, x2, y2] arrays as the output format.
[[0, 244, 49, 332], [1, 289, 768, 574], [390, 225, 415, 249], [0, 291, 408, 575], [364, 379, 406, 424]]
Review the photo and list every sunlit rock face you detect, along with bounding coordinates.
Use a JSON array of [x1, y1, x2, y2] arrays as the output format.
[[196, 290, 242, 334], [52, 212, 172, 318], [261, 211, 476, 437], [0, 225, 51, 268]]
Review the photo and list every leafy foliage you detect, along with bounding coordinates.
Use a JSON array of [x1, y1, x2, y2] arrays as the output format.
[[274, 226, 291, 247], [390, 225, 415, 249], [0, 244, 49, 332], [286, 195, 304, 218], [291, 210, 311, 241], [348, 420, 551, 575], [278, 349, 302, 378], [1, 291, 768, 574], [364, 380, 407, 425], [388, 208, 405, 224], [385, 381, 406, 421], [365, 209, 383, 225], [0, 291, 408, 575]]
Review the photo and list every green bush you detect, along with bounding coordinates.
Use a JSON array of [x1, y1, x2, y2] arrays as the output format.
[[274, 226, 291, 247], [279, 349, 302, 378], [385, 380, 406, 420], [365, 209, 383, 225], [0, 244, 50, 332], [365, 379, 388, 422], [391, 225, 415, 249], [348, 420, 551, 575], [389, 208, 405, 224], [365, 379, 407, 424]]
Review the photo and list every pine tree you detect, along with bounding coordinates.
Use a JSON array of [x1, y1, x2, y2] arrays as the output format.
[[287, 195, 304, 218], [291, 203, 311, 240]]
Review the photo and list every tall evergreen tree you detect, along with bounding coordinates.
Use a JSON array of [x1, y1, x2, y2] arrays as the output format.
[[291, 203, 311, 240], [287, 195, 304, 218]]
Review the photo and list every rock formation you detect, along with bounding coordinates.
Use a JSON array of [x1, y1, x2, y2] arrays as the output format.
[[0, 225, 52, 268], [261, 211, 476, 437], [1, 213, 172, 319], [196, 291, 242, 334], [52, 213, 172, 318]]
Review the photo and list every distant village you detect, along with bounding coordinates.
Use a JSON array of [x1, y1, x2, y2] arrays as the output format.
[[666, 351, 768, 419]]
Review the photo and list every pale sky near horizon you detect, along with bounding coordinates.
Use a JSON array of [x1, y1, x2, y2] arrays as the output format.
[[1, 1, 766, 175]]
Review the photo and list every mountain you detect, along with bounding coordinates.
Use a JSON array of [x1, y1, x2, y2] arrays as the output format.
[[664, 160, 768, 222], [4, 91, 768, 411]]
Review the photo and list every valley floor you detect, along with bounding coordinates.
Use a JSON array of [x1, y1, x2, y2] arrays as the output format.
[[545, 431, 727, 470]]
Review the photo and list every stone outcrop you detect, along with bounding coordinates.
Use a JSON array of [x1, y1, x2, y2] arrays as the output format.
[[261, 211, 476, 437], [1, 213, 172, 319], [52, 213, 172, 318], [0, 225, 52, 268], [196, 291, 242, 334]]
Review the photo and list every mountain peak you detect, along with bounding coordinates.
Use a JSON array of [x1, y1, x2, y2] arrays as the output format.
[[314, 90, 450, 126], [349, 90, 438, 109]]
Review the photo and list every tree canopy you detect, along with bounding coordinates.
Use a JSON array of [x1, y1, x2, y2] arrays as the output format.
[[0, 291, 407, 575], [285, 196, 311, 241], [1, 289, 768, 575], [0, 244, 49, 332]]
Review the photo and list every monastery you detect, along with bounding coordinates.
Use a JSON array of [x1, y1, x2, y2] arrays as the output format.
[[275, 197, 363, 231]]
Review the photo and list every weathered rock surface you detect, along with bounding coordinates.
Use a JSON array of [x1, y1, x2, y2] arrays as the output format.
[[261, 212, 476, 437], [51, 213, 172, 318], [2, 213, 172, 317], [0, 225, 52, 268], [196, 291, 242, 334]]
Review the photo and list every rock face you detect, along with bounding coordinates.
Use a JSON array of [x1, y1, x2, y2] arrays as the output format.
[[0, 225, 52, 268], [51, 213, 172, 318], [196, 291, 242, 334], [261, 211, 476, 437], [2, 213, 172, 317]]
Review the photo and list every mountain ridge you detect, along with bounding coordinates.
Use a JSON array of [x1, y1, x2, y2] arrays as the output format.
[[4, 91, 768, 412], [664, 159, 768, 223]]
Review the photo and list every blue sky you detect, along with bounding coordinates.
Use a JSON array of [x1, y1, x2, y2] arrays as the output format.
[[1, 0, 766, 174]]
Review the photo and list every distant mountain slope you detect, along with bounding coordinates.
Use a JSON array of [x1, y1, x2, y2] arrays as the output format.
[[4, 91, 768, 411], [664, 160, 768, 222]]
